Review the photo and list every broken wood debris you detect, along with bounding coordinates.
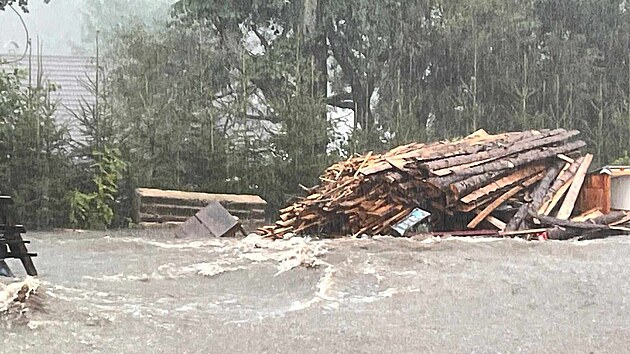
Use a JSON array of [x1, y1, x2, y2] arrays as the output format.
[[258, 129, 630, 240]]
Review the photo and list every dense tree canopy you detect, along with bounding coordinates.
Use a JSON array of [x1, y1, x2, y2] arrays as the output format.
[[172, 0, 630, 165], [6, 0, 630, 228]]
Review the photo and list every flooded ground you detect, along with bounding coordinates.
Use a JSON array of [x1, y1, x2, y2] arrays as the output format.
[[1, 229, 630, 353]]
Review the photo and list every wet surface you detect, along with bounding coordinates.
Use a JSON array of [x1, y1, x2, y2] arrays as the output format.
[[2, 230, 630, 353]]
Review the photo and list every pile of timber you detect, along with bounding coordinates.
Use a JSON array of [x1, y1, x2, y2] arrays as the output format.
[[258, 128, 630, 239], [134, 188, 267, 232]]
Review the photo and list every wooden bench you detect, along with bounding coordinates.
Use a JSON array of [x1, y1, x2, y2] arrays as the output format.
[[0, 196, 37, 277]]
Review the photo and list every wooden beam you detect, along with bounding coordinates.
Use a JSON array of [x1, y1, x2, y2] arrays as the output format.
[[529, 210, 610, 230], [460, 164, 545, 204], [570, 208, 603, 222], [538, 156, 584, 215], [610, 212, 630, 226], [353, 151, 373, 178], [485, 214, 507, 230], [540, 177, 573, 215], [506, 162, 564, 231], [557, 154, 575, 164], [467, 172, 544, 229], [499, 228, 547, 236], [556, 154, 593, 219]]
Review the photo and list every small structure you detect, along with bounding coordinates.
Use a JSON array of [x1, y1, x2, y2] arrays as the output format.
[[133, 188, 267, 233], [576, 166, 630, 213]]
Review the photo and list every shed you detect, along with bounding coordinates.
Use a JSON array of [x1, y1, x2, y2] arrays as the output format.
[[576, 166, 630, 213]]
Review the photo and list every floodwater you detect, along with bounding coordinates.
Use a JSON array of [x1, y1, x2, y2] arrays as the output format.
[[2, 229, 630, 353]]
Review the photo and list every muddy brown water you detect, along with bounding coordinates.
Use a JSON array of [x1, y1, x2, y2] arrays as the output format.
[[1, 229, 630, 353]]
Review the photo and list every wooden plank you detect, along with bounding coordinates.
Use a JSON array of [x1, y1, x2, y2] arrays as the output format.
[[506, 162, 563, 231], [485, 214, 507, 230], [499, 228, 547, 236], [385, 156, 408, 172], [557, 154, 593, 219], [423, 129, 572, 173], [354, 151, 373, 178], [354, 206, 404, 236], [457, 196, 493, 212], [358, 161, 392, 175], [530, 211, 611, 230], [570, 208, 603, 222], [610, 212, 630, 226], [556, 161, 572, 177], [602, 174, 611, 214], [460, 164, 545, 204], [452, 139, 586, 178], [432, 157, 495, 176], [136, 188, 267, 207], [467, 172, 544, 229], [538, 156, 585, 214], [540, 177, 573, 215], [557, 154, 575, 164], [372, 207, 413, 235]]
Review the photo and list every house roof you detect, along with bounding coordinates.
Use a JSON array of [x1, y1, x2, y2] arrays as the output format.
[[0, 54, 97, 137]]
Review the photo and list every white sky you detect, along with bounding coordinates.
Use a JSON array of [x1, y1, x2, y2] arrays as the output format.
[[0, 0, 82, 55]]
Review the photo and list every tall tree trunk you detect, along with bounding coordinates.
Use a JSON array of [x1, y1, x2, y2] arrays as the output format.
[[302, 0, 328, 154]]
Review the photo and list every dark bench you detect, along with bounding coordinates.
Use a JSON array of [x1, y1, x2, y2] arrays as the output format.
[[0, 196, 37, 277]]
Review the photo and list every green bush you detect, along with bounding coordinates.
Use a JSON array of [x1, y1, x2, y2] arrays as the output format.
[[67, 146, 126, 229]]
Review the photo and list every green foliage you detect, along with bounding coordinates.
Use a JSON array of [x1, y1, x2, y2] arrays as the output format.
[[170, 0, 630, 168], [12, 0, 630, 229], [0, 69, 71, 228], [612, 152, 630, 166], [104, 22, 231, 193], [68, 146, 126, 229]]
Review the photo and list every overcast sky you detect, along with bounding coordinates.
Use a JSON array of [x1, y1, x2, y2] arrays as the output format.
[[1, 1, 82, 55], [1, 0, 175, 56]]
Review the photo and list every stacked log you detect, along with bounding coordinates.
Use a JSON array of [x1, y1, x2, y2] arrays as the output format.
[[134, 188, 267, 232], [259, 129, 612, 239]]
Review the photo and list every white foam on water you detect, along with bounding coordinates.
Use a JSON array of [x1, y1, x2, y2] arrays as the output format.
[[420, 236, 443, 244], [362, 263, 385, 281], [89, 234, 330, 284], [287, 266, 338, 312], [348, 288, 399, 304], [26, 320, 64, 330], [0, 276, 40, 312], [107, 237, 228, 249], [231, 234, 329, 275], [184, 263, 246, 277]]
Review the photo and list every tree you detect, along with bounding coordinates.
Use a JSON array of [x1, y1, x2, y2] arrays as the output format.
[[0, 0, 50, 12], [0, 69, 72, 228]]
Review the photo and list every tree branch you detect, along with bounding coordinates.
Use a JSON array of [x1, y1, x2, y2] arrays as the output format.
[[243, 113, 280, 124], [251, 25, 269, 50], [326, 92, 355, 110]]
